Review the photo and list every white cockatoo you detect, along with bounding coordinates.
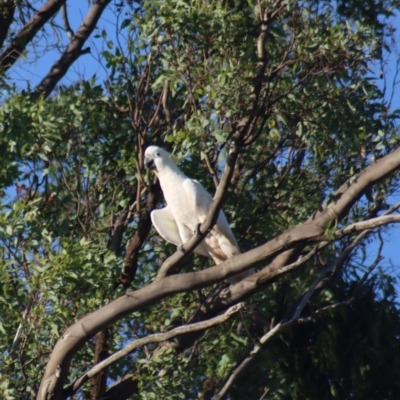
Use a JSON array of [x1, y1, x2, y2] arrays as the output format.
[[144, 145, 252, 283]]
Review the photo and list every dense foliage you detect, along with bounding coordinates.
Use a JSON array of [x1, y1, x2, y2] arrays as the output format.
[[1, 1, 400, 399]]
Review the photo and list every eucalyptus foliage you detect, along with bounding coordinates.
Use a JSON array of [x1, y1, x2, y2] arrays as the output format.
[[1, 0, 400, 399]]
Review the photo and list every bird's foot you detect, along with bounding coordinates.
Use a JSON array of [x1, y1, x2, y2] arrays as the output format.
[[195, 223, 203, 238], [177, 245, 186, 254]]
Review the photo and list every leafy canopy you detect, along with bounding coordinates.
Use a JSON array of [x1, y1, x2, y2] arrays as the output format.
[[1, 0, 400, 399]]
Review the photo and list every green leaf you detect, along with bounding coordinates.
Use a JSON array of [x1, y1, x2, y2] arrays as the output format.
[[214, 133, 225, 143]]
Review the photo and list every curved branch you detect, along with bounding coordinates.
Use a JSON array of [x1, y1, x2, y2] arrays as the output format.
[[336, 214, 400, 236], [0, 0, 66, 71], [37, 146, 400, 400], [66, 303, 243, 396], [173, 149, 400, 350], [240, 147, 400, 288], [34, 0, 111, 98], [213, 224, 379, 400], [213, 298, 351, 400]]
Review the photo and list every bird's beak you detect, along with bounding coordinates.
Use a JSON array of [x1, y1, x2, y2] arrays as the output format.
[[144, 156, 156, 170]]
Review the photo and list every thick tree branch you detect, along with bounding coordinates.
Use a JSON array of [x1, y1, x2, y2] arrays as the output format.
[[213, 223, 381, 400], [37, 146, 400, 400], [66, 303, 243, 396], [0, 0, 66, 71], [89, 330, 109, 400], [172, 151, 400, 350], [34, 0, 111, 98], [103, 374, 138, 400], [122, 183, 158, 287], [313, 152, 400, 224], [229, 148, 400, 290]]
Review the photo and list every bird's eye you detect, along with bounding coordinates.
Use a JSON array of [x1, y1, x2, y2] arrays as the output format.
[[156, 152, 160, 156]]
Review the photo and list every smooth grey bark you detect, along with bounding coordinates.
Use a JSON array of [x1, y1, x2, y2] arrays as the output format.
[[0, 0, 66, 71], [34, 0, 111, 98], [36, 147, 400, 400]]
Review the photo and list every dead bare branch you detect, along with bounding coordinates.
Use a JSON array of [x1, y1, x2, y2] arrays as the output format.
[[1, 0, 66, 71], [34, 0, 111, 98], [336, 214, 400, 236], [60, 3, 74, 39]]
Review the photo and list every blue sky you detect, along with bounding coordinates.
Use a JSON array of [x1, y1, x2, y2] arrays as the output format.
[[6, 1, 400, 272]]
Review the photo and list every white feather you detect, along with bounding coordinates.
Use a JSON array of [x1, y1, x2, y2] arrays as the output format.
[[145, 146, 252, 283]]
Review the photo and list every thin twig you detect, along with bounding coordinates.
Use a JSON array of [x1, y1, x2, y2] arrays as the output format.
[[60, 3, 74, 39], [335, 214, 400, 237], [204, 151, 219, 189], [162, 79, 172, 127], [11, 301, 32, 353]]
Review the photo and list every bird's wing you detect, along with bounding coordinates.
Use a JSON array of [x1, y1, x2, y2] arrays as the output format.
[[215, 210, 239, 250], [151, 207, 182, 246], [182, 178, 213, 218], [182, 178, 239, 250], [152, 200, 212, 258]]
